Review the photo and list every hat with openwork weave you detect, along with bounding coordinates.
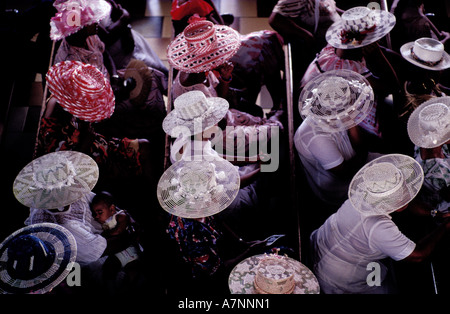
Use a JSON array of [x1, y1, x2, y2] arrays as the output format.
[[349, 154, 423, 215], [157, 158, 239, 218], [46, 60, 115, 122], [167, 18, 241, 73], [299, 69, 374, 133], [13, 151, 99, 210], [407, 96, 450, 148]]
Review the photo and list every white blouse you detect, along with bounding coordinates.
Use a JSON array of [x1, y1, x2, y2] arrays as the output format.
[[25, 192, 107, 264]]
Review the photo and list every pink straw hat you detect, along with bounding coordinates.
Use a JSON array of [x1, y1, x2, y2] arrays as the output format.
[[46, 60, 115, 122], [167, 17, 241, 73], [50, 0, 111, 41]]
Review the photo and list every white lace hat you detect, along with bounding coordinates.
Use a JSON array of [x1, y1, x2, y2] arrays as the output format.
[[400, 37, 450, 71], [326, 7, 396, 49], [228, 254, 320, 294], [0, 223, 77, 294], [13, 151, 99, 210], [163, 90, 229, 137], [299, 69, 374, 133], [349, 154, 424, 215], [407, 96, 450, 148], [157, 158, 240, 218]]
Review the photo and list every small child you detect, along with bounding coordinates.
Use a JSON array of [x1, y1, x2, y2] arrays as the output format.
[[90, 191, 142, 280]]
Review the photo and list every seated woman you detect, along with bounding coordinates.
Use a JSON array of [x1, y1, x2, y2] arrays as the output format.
[[18, 151, 106, 265], [310, 154, 450, 294], [50, 0, 167, 147], [167, 18, 284, 163], [169, 15, 285, 116], [38, 60, 155, 188], [294, 70, 382, 213], [407, 96, 450, 218], [300, 7, 402, 153], [160, 91, 283, 284]]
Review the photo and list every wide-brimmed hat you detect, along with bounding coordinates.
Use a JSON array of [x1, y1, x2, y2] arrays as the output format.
[[326, 7, 396, 49], [123, 59, 154, 106], [166, 18, 241, 73], [0, 223, 77, 294], [46, 60, 115, 122], [157, 158, 240, 219], [400, 37, 450, 71], [299, 69, 374, 133], [163, 90, 229, 136], [228, 254, 320, 294], [50, 0, 112, 41], [349, 154, 424, 216], [13, 151, 99, 210], [407, 96, 450, 148]]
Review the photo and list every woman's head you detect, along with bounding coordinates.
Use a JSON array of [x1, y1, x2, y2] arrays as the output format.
[[167, 18, 241, 73], [90, 191, 116, 224]]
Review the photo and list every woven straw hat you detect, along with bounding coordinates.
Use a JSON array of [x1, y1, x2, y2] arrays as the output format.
[[163, 90, 229, 136], [407, 96, 450, 148], [167, 18, 241, 73], [326, 7, 396, 49], [0, 223, 77, 294], [157, 158, 240, 219], [400, 37, 450, 71], [228, 254, 320, 294], [348, 154, 423, 216], [46, 60, 115, 122], [13, 151, 99, 210], [50, 0, 111, 41], [299, 69, 374, 133]]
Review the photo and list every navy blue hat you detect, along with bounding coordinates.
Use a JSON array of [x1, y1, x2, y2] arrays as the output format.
[[0, 223, 77, 294]]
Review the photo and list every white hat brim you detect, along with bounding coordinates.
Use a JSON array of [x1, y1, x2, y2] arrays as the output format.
[[13, 151, 99, 209], [400, 42, 450, 71], [407, 96, 450, 148], [162, 97, 229, 136], [348, 154, 424, 215], [299, 69, 374, 133], [326, 10, 396, 49], [157, 158, 240, 219]]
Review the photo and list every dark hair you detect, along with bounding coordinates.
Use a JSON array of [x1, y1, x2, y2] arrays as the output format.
[[90, 191, 115, 209]]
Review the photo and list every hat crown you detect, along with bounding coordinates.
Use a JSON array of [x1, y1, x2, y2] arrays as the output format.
[[413, 38, 444, 63], [184, 20, 217, 53], [363, 162, 404, 197], [419, 103, 450, 131], [174, 90, 210, 121], [257, 256, 294, 279], [341, 6, 375, 31], [73, 64, 106, 94], [32, 154, 77, 191], [316, 77, 351, 110], [178, 161, 217, 196], [6, 235, 55, 280]]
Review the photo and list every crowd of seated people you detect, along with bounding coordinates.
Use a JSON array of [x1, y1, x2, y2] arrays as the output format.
[[2, 0, 450, 296]]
